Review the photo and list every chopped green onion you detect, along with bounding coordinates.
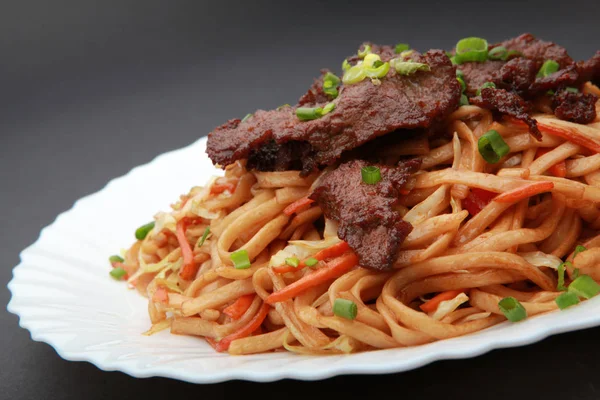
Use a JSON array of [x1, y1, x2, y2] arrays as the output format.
[[364, 61, 390, 80], [557, 261, 571, 291], [574, 245, 587, 258], [488, 46, 508, 61], [556, 291, 580, 310], [457, 76, 467, 92], [498, 297, 527, 322], [342, 64, 367, 85], [110, 267, 127, 280], [478, 130, 510, 164], [231, 249, 251, 270], [241, 113, 253, 123], [323, 72, 341, 98], [394, 43, 410, 54], [456, 69, 465, 80], [454, 37, 489, 64], [333, 298, 358, 320], [296, 103, 334, 121], [342, 59, 351, 72], [305, 258, 319, 268], [399, 50, 414, 59], [109, 255, 124, 264], [285, 257, 300, 268], [391, 59, 431, 75], [197, 226, 210, 248], [358, 44, 371, 58], [573, 268, 581, 279], [361, 166, 382, 184], [506, 50, 523, 58], [565, 87, 579, 93], [537, 60, 560, 78], [372, 60, 384, 68], [135, 222, 155, 240], [476, 81, 496, 96], [568, 275, 600, 299], [459, 94, 469, 106]]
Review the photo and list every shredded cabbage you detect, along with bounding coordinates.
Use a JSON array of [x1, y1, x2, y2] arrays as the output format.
[[270, 245, 314, 268], [462, 311, 492, 322], [154, 211, 177, 234], [520, 251, 563, 269], [430, 293, 469, 320]]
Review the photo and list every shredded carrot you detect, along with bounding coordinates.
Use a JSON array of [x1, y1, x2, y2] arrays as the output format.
[[267, 251, 359, 304], [420, 290, 464, 313], [538, 121, 600, 153], [223, 295, 255, 320], [205, 337, 218, 350], [535, 148, 567, 178], [493, 181, 554, 203], [283, 196, 315, 216], [176, 219, 198, 281], [272, 241, 351, 274], [152, 287, 169, 303], [211, 181, 237, 195], [215, 302, 270, 352]]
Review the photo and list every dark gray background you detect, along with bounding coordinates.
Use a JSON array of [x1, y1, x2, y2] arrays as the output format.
[[2, 1, 600, 399]]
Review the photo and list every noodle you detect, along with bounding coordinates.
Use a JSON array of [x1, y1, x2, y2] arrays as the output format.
[[113, 101, 600, 355]]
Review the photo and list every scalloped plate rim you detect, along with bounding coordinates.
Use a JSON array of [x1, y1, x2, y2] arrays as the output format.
[[7, 136, 600, 383]]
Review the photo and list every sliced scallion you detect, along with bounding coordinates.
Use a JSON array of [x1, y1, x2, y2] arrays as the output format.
[[296, 107, 323, 121], [357, 44, 371, 58], [574, 245, 587, 258], [361, 166, 382, 184], [556, 291, 580, 310], [537, 60, 560, 78], [478, 130, 510, 164], [557, 261, 571, 291], [454, 37, 489, 64], [197, 226, 210, 248], [488, 46, 508, 61], [394, 43, 410, 54], [285, 257, 300, 268], [568, 275, 600, 299], [231, 249, 251, 270], [323, 72, 341, 98], [391, 59, 431, 75], [110, 267, 127, 280], [241, 113, 253, 123], [342, 59, 351, 72], [459, 94, 469, 106], [573, 268, 581, 279], [305, 258, 319, 268], [135, 222, 155, 240], [109, 255, 124, 264], [333, 298, 358, 320], [498, 297, 527, 322]]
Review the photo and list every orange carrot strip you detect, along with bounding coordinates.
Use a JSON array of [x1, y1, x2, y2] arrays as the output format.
[[223, 295, 255, 320], [420, 290, 464, 313], [538, 122, 600, 153], [283, 196, 315, 216], [535, 148, 567, 178], [215, 302, 270, 352], [176, 219, 198, 281], [266, 252, 359, 304], [205, 337, 218, 350], [271, 241, 351, 274], [152, 287, 169, 303], [493, 181, 554, 203], [211, 181, 237, 195]]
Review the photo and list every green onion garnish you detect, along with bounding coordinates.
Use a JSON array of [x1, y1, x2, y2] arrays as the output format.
[[568, 275, 600, 299], [565, 87, 579, 93], [498, 296, 527, 322], [457, 76, 467, 92], [357, 44, 371, 58], [476, 81, 496, 96], [573, 268, 581, 279], [478, 130, 510, 164], [231, 249, 251, 270], [109, 255, 124, 264], [135, 222, 155, 240], [574, 245, 587, 258], [555, 291, 580, 310], [342, 59, 351, 72], [488, 46, 508, 61], [557, 261, 571, 291], [459, 94, 469, 106], [361, 166, 382, 185], [394, 43, 410, 54], [454, 37, 489, 64], [322, 102, 335, 115], [296, 102, 335, 121], [110, 267, 127, 280], [197, 226, 210, 248], [391, 59, 431, 75], [305, 258, 319, 268], [285, 257, 300, 268], [333, 298, 358, 320], [537, 60, 560, 78], [342, 64, 367, 85], [323, 72, 341, 98], [241, 113, 253, 123]]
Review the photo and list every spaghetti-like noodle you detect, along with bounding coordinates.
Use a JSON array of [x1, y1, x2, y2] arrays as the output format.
[[110, 87, 600, 354]]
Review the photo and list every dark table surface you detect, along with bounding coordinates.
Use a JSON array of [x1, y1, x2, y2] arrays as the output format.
[[3, 1, 600, 399]]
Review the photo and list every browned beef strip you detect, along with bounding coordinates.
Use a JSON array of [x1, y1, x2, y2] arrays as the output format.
[[297, 69, 335, 107], [552, 89, 598, 124], [491, 58, 539, 95], [310, 159, 420, 271], [206, 49, 461, 174], [578, 51, 600, 86], [471, 87, 541, 140], [528, 65, 579, 96], [500, 33, 574, 68], [459, 60, 505, 96]]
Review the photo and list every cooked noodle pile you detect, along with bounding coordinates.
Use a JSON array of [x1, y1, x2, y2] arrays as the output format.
[[110, 83, 600, 355]]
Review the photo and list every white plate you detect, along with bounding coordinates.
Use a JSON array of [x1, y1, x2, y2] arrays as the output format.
[[7, 137, 600, 383]]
